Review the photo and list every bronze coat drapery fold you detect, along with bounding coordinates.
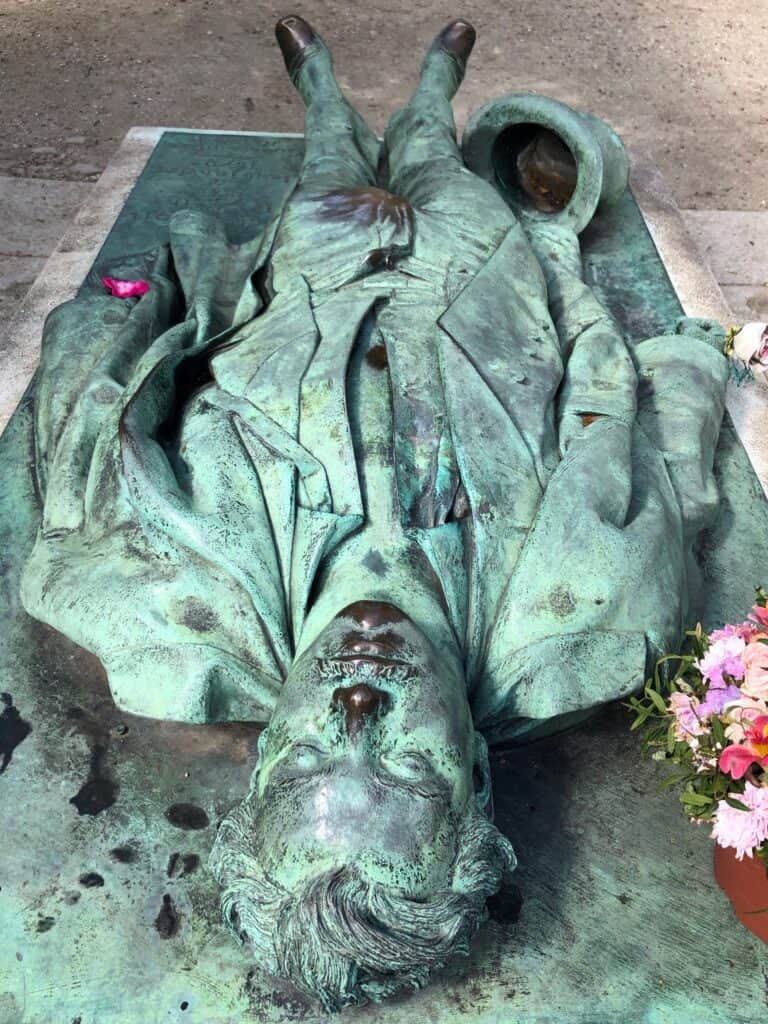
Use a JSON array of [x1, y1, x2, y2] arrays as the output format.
[[21, 201, 728, 740]]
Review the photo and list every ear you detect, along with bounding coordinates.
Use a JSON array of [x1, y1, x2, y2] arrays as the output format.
[[248, 726, 271, 796], [472, 731, 493, 816]]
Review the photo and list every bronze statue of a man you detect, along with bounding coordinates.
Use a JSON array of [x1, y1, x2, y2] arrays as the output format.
[[19, 15, 728, 1010]]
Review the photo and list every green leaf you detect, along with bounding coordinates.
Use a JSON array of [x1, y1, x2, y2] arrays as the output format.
[[680, 791, 714, 808], [658, 774, 687, 792], [724, 796, 751, 812], [630, 710, 651, 731], [645, 687, 668, 714], [710, 716, 726, 747], [666, 720, 677, 754]]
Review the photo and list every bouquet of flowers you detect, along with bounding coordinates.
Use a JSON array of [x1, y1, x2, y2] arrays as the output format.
[[724, 321, 768, 385], [629, 588, 768, 867]]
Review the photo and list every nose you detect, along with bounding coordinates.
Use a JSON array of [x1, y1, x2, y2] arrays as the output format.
[[332, 683, 389, 740]]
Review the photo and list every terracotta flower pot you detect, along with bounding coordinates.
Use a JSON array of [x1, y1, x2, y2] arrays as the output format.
[[714, 843, 768, 943]]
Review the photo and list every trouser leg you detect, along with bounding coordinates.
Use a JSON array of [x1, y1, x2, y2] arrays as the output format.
[[265, 20, 385, 290], [383, 52, 465, 197], [288, 35, 379, 190], [383, 28, 515, 255]]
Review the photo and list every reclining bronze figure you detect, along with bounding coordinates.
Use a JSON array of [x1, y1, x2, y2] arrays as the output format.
[[19, 15, 728, 1010]]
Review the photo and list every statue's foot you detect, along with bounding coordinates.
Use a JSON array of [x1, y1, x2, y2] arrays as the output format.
[[420, 18, 477, 97], [275, 15, 324, 82], [430, 18, 476, 72]]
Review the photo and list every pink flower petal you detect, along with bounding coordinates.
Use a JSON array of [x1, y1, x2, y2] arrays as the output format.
[[102, 276, 150, 299], [719, 744, 763, 780], [749, 606, 768, 628]]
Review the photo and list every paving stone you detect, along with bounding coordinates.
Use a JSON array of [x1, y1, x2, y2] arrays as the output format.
[[69, 162, 102, 176], [721, 284, 768, 322], [681, 210, 768, 287], [0, 175, 91, 258], [0, 256, 46, 331]]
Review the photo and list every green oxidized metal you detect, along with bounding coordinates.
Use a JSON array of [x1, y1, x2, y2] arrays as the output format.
[[3, 16, 768, 1021]]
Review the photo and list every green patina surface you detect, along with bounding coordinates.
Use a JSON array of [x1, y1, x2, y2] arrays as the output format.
[[92, 129, 680, 336], [1, 122, 766, 1023]]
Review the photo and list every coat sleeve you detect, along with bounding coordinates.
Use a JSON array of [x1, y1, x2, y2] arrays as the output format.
[[22, 217, 290, 724], [473, 226, 728, 744]]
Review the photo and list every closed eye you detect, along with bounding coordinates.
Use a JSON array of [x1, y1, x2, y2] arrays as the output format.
[[380, 750, 432, 781], [274, 742, 330, 776]]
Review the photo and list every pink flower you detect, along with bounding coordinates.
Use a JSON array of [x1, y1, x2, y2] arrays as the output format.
[[102, 276, 150, 298], [719, 715, 768, 779], [725, 696, 767, 743], [711, 783, 768, 859], [741, 641, 768, 701], [698, 684, 742, 718], [749, 605, 768, 629], [710, 622, 759, 643], [696, 635, 746, 687], [669, 692, 706, 743]]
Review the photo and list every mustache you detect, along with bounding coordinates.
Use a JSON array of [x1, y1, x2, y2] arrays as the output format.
[[312, 658, 417, 684]]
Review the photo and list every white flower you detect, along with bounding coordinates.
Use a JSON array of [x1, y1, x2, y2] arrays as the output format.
[[731, 322, 768, 365], [724, 695, 768, 743], [711, 784, 768, 859]]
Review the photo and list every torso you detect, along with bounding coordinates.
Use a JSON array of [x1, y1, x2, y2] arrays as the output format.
[[296, 300, 463, 659]]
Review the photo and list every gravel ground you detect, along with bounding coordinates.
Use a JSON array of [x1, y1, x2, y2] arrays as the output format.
[[0, 0, 766, 210]]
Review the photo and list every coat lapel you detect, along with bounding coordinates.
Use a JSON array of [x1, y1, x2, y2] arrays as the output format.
[[438, 223, 564, 489]]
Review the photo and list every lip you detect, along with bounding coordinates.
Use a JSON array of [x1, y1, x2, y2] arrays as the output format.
[[337, 631, 406, 656]]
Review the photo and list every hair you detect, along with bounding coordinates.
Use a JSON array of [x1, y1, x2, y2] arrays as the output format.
[[209, 730, 516, 1012]]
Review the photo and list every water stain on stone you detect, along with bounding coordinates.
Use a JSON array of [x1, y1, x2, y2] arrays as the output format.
[[70, 744, 119, 815], [487, 883, 523, 925], [165, 803, 209, 830], [66, 706, 119, 816], [167, 852, 200, 878], [0, 692, 32, 773], [78, 872, 104, 888], [155, 894, 181, 939], [110, 844, 138, 864], [245, 965, 313, 1020]]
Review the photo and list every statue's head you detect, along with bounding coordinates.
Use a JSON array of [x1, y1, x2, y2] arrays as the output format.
[[210, 601, 516, 1010]]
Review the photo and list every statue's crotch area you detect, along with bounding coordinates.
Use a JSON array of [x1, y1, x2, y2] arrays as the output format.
[[316, 186, 414, 271]]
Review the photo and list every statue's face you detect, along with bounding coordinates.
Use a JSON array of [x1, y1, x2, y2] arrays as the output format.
[[250, 602, 477, 896]]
